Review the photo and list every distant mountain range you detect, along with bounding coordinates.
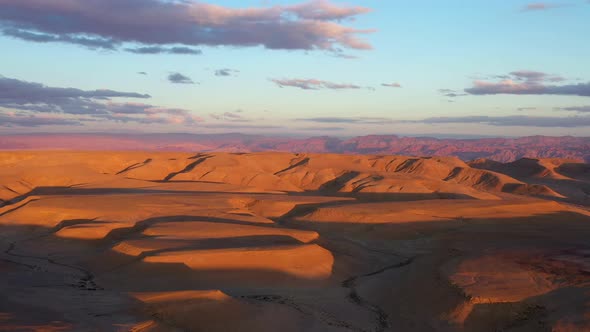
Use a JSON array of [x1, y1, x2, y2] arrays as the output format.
[[1, 133, 589, 162]]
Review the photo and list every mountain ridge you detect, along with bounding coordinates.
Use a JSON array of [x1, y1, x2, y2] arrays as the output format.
[[1, 133, 589, 163]]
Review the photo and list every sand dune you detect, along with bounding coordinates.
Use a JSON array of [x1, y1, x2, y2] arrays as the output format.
[[1, 151, 589, 331]]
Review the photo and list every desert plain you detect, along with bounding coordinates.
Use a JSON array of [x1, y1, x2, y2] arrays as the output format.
[[1, 151, 589, 331]]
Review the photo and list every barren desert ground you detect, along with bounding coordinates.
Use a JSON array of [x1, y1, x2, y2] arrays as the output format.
[[1, 151, 590, 332]]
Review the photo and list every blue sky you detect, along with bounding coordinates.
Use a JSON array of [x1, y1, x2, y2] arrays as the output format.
[[1, 0, 589, 137]]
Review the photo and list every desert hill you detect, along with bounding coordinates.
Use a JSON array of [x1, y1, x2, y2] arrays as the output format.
[[1, 151, 589, 331], [470, 157, 590, 206], [0, 152, 574, 206]]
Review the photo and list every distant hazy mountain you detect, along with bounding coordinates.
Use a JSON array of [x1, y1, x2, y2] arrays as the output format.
[[1, 133, 588, 162]]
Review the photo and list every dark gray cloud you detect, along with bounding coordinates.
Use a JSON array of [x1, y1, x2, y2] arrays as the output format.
[[126, 46, 202, 55], [438, 89, 455, 94], [272, 78, 365, 90], [209, 110, 249, 122], [138, 72, 147, 75], [104, 103, 150, 115], [438, 88, 468, 98], [2, 28, 117, 49], [555, 105, 590, 112], [517, 107, 537, 111], [0, 75, 149, 115], [215, 68, 239, 77], [297, 116, 392, 124], [0, 113, 82, 127], [0, 0, 373, 53], [382, 83, 401, 88], [168, 47, 203, 55], [0, 75, 201, 126], [168, 73, 195, 84], [409, 115, 590, 127]]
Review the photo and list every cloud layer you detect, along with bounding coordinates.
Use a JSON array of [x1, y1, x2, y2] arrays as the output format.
[[0, 0, 373, 53], [126, 46, 202, 55], [0, 113, 82, 127], [465, 70, 590, 97], [556, 106, 590, 113], [297, 117, 391, 124], [0, 75, 201, 126], [209, 110, 248, 122], [410, 115, 590, 128], [466, 81, 590, 97], [272, 78, 364, 90]]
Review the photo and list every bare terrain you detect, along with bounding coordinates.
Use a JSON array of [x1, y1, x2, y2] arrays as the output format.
[[1, 151, 589, 331]]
